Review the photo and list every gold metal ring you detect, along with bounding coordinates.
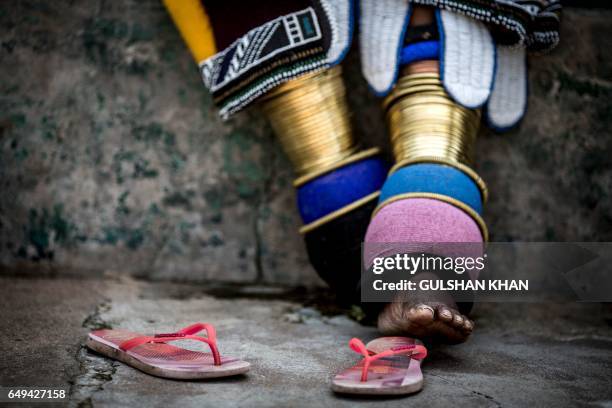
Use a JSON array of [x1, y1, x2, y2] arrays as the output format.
[[261, 66, 356, 177], [383, 71, 481, 168], [299, 192, 380, 235], [293, 147, 382, 187]]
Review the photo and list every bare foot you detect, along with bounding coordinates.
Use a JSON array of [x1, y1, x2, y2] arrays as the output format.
[[377, 4, 475, 344], [377, 273, 474, 344]]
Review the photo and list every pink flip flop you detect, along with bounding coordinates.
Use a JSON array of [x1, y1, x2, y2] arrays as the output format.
[[86, 323, 250, 379], [332, 337, 427, 395]]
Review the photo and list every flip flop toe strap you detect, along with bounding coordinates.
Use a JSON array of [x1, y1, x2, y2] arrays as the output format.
[[349, 338, 427, 382], [118, 323, 221, 365]]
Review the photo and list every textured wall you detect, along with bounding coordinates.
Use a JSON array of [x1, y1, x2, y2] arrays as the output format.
[[1, 2, 611, 285]]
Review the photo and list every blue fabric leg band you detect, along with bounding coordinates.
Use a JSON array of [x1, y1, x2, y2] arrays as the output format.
[[297, 156, 389, 224], [399, 40, 440, 66], [379, 162, 483, 214]]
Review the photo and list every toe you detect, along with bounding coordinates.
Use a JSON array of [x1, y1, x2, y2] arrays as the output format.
[[436, 306, 454, 323], [378, 301, 474, 344], [452, 313, 465, 328], [407, 304, 435, 326], [463, 318, 474, 333]]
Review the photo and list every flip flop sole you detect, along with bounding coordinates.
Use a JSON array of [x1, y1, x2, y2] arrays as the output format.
[[87, 334, 250, 380], [331, 360, 423, 395], [331, 380, 423, 395], [332, 337, 425, 395]]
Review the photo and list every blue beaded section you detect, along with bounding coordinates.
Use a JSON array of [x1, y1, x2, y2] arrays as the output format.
[[399, 40, 440, 66], [379, 163, 483, 214], [297, 157, 389, 224]]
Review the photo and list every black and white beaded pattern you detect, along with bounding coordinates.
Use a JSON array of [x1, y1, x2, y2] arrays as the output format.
[[218, 58, 327, 119], [410, 0, 561, 51], [200, 7, 323, 94]]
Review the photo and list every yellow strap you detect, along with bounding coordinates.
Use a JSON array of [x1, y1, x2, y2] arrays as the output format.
[[162, 0, 216, 63]]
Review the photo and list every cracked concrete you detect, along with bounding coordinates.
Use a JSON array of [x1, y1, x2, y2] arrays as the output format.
[[70, 301, 118, 406], [71, 346, 118, 408], [1, 275, 611, 407]]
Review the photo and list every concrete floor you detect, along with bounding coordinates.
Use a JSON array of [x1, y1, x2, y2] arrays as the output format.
[[1, 276, 611, 407]]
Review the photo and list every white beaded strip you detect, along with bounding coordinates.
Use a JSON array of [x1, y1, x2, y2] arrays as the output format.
[[486, 46, 527, 130], [320, 0, 352, 65], [440, 9, 495, 108], [359, 0, 411, 95]]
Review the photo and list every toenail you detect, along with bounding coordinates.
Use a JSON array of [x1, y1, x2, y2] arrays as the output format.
[[439, 309, 452, 319], [417, 305, 435, 315]]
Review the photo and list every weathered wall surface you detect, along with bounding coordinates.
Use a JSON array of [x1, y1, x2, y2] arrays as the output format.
[[1, 3, 611, 285]]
